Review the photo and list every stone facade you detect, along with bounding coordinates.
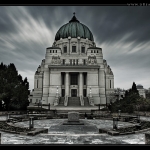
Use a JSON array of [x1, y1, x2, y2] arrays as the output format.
[[29, 14, 114, 106]]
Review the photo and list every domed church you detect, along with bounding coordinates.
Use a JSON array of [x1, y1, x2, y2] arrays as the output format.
[[29, 13, 114, 108]]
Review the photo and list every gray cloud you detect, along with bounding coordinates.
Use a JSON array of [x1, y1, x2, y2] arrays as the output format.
[[0, 6, 149, 90]]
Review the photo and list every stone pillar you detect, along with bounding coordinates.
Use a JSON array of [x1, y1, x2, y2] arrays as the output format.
[[29, 117, 34, 130], [79, 72, 83, 96], [99, 66, 106, 104], [34, 78, 37, 89], [42, 68, 50, 104], [65, 72, 69, 96]]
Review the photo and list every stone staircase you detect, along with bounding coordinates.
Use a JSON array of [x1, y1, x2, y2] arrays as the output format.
[[67, 97, 81, 106], [84, 97, 90, 106], [58, 97, 65, 106]]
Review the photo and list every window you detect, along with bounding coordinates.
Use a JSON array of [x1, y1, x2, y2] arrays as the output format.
[[53, 50, 54, 53], [64, 46, 67, 53], [83, 59, 86, 65], [70, 59, 72, 65], [56, 50, 57, 53], [30, 99, 32, 103], [81, 47, 85, 53], [97, 50, 99, 53], [37, 80, 38, 88], [76, 59, 78, 65], [62, 59, 65, 65], [50, 50, 51, 53], [71, 74, 78, 85], [91, 50, 93, 53], [110, 80, 111, 89], [73, 59, 75, 65], [72, 46, 76, 52]]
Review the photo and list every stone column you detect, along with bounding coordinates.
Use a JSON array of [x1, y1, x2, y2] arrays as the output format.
[[79, 72, 83, 96], [65, 72, 69, 96], [99, 66, 106, 104]]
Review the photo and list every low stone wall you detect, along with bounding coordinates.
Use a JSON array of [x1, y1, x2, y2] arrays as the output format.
[[0, 111, 27, 115], [0, 121, 48, 136]]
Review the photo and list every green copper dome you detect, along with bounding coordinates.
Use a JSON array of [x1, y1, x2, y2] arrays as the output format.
[[55, 15, 94, 41]]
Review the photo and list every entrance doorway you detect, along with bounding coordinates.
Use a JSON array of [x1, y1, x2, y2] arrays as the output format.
[[62, 89, 65, 97], [83, 89, 86, 97], [71, 89, 77, 97]]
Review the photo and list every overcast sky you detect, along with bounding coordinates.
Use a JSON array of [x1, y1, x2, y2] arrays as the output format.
[[0, 6, 150, 91]]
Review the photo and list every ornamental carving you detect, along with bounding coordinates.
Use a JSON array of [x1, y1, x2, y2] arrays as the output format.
[[51, 56, 61, 64], [87, 56, 97, 65]]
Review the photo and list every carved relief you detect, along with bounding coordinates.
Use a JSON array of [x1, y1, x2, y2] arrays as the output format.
[[51, 56, 61, 64], [87, 56, 97, 65]]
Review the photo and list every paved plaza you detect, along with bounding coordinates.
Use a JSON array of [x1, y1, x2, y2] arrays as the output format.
[[0, 115, 150, 145]]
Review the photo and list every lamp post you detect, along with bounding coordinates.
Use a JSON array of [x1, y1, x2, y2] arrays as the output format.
[[48, 103, 50, 110], [118, 110, 121, 118], [39, 100, 42, 111], [113, 117, 118, 130], [137, 106, 140, 123]]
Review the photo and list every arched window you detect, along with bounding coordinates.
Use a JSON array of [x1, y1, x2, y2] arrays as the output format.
[[53, 50, 54, 53], [56, 50, 57, 53], [91, 50, 93, 53], [50, 50, 51, 53], [97, 50, 98, 53]]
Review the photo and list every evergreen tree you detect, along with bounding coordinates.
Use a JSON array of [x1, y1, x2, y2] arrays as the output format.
[[109, 82, 145, 113], [132, 82, 139, 94], [0, 62, 30, 111]]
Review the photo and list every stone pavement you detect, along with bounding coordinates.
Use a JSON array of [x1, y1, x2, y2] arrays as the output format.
[[0, 116, 149, 144]]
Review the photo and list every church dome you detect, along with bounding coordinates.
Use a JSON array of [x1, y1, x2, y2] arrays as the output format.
[[55, 14, 94, 41]]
